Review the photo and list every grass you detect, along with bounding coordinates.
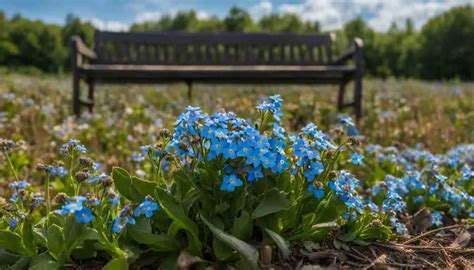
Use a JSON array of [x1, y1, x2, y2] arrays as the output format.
[[1, 74, 472, 160]]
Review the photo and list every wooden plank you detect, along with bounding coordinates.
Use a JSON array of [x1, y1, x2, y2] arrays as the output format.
[[95, 31, 335, 46], [81, 64, 356, 72]]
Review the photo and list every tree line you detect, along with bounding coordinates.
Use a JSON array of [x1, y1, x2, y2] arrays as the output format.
[[0, 5, 472, 80]]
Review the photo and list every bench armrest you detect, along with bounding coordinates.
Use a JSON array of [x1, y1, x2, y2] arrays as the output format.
[[334, 37, 363, 65], [70, 36, 96, 69]]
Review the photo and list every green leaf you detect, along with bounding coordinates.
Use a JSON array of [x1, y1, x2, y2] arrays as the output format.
[[201, 215, 258, 270], [62, 216, 93, 257], [253, 188, 290, 219], [213, 236, 234, 261], [102, 258, 128, 270], [112, 167, 157, 202], [231, 210, 252, 241], [29, 253, 61, 270], [9, 257, 31, 270], [264, 228, 291, 259], [128, 219, 180, 252], [0, 249, 22, 266], [63, 216, 82, 251], [21, 220, 37, 255], [0, 230, 30, 256], [47, 225, 64, 260], [33, 227, 47, 246], [155, 188, 202, 256]]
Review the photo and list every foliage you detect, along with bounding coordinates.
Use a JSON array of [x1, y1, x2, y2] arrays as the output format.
[[418, 6, 474, 80]]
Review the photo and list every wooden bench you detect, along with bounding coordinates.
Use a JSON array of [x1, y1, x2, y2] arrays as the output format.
[[71, 31, 363, 120]]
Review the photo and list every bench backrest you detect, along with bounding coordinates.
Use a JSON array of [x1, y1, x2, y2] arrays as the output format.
[[93, 31, 336, 65]]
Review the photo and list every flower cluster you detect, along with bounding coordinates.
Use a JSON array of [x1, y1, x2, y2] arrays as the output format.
[[59, 139, 87, 156], [55, 196, 94, 223], [367, 143, 474, 234], [166, 95, 291, 191]]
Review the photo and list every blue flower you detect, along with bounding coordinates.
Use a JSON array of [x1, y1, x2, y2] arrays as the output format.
[[245, 149, 262, 167], [351, 153, 364, 166], [220, 174, 243, 192], [108, 194, 120, 207], [389, 216, 408, 235], [55, 196, 87, 215], [431, 211, 443, 227], [260, 154, 275, 169], [32, 194, 45, 209], [86, 173, 108, 184], [309, 184, 325, 199], [248, 166, 264, 182], [46, 165, 67, 178], [9, 217, 17, 229], [222, 143, 238, 160], [10, 192, 18, 202], [272, 157, 289, 173], [75, 207, 93, 223], [113, 207, 136, 233], [60, 139, 87, 155], [8, 180, 31, 190], [434, 174, 447, 182], [304, 161, 324, 182], [338, 115, 355, 127], [134, 197, 160, 218], [236, 141, 252, 158]]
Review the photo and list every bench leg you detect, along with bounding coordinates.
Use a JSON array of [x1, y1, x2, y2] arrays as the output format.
[[87, 79, 95, 112], [72, 71, 81, 117], [337, 81, 347, 110], [354, 74, 363, 122], [186, 81, 193, 102]]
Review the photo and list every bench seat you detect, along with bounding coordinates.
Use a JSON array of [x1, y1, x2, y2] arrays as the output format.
[[80, 64, 356, 83]]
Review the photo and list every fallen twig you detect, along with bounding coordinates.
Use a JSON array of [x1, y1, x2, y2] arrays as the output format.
[[403, 224, 472, 245]]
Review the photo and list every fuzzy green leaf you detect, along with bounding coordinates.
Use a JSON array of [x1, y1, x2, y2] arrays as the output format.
[[231, 210, 253, 241], [29, 253, 61, 270], [253, 188, 290, 219], [102, 258, 128, 270], [155, 188, 202, 256], [47, 224, 64, 261], [112, 167, 157, 202], [128, 219, 180, 252], [264, 228, 291, 259], [201, 215, 258, 270], [0, 230, 30, 256]]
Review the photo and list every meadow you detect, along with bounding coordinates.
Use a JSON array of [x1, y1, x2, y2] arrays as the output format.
[[0, 73, 473, 269]]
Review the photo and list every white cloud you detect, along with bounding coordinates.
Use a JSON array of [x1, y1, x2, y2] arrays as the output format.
[[134, 9, 210, 23], [249, 1, 273, 19], [278, 0, 471, 31], [196, 10, 210, 20], [135, 11, 162, 23], [368, 0, 469, 31], [89, 18, 129, 31]]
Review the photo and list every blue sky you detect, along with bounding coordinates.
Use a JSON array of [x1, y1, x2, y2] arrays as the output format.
[[1, 0, 471, 31]]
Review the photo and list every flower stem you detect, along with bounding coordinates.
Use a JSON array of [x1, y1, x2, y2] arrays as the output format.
[[45, 174, 51, 227], [2, 152, 19, 181]]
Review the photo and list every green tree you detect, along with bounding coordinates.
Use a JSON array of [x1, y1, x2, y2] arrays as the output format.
[[61, 14, 95, 47], [0, 11, 19, 64], [418, 5, 474, 80], [224, 6, 254, 32], [259, 14, 320, 33]]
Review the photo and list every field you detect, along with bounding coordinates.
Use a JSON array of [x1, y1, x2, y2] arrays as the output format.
[[0, 73, 473, 269]]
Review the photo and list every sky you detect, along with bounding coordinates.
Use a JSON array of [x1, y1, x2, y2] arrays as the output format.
[[1, 0, 471, 32]]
